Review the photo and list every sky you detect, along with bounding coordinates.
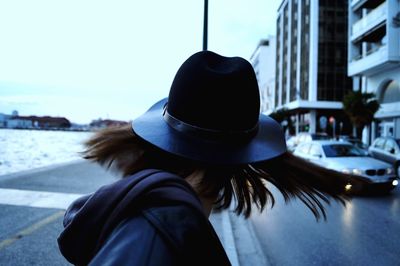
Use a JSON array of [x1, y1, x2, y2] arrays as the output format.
[[0, 0, 281, 124]]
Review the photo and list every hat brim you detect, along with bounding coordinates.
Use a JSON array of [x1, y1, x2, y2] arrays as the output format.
[[132, 98, 287, 165]]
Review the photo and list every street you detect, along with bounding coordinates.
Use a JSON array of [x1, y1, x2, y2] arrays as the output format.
[[0, 161, 241, 266], [1, 161, 399, 266], [0, 161, 117, 266], [250, 184, 400, 266]]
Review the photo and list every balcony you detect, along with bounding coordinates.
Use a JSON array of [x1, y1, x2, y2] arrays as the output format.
[[351, 0, 385, 11], [348, 45, 389, 75], [351, 0, 366, 10], [351, 2, 386, 42]]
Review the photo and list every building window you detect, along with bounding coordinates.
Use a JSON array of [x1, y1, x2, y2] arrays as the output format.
[[290, 0, 298, 102], [380, 80, 400, 104], [300, 0, 310, 100], [282, 4, 289, 105], [275, 15, 282, 107], [317, 0, 352, 101]]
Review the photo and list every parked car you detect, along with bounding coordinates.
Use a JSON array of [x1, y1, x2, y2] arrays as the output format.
[[293, 140, 398, 193], [287, 132, 331, 152], [337, 135, 368, 154], [369, 136, 400, 177]]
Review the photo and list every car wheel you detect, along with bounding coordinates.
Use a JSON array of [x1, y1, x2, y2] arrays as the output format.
[[397, 164, 400, 178], [395, 161, 400, 178]]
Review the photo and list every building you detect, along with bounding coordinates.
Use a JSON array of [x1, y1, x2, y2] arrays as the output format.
[[250, 37, 277, 114], [275, 0, 353, 136], [0, 112, 71, 129], [7, 118, 33, 128], [89, 118, 128, 129], [348, 0, 400, 140], [27, 116, 71, 129], [0, 113, 10, 128]]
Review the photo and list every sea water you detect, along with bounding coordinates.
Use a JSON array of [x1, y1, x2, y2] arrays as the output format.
[[0, 129, 93, 176]]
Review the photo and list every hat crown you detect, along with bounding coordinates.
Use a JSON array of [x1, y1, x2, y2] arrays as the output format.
[[167, 51, 260, 132]]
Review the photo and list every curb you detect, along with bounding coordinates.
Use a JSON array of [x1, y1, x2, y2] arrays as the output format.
[[226, 208, 270, 266], [221, 209, 240, 266], [242, 215, 270, 266]]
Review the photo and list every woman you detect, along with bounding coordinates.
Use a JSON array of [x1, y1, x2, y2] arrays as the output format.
[[58, 51, 368, 266]]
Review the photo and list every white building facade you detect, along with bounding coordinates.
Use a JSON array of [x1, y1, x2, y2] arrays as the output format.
[[348, 0, 400, 140], [276, 0, 353, 136], [0, 113, 9, 127], [250, 37, 276, 114], [7, 118, 33, 129]]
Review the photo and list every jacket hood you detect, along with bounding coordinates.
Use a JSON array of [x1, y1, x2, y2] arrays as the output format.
[[57, 169, 203, 266]]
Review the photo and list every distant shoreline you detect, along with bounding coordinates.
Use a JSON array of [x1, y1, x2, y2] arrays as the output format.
[[0, 127, 92, 132]]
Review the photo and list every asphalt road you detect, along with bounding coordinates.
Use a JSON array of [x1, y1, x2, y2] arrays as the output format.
[[0, 161, 118, 266], [250, 184, 400, 266]]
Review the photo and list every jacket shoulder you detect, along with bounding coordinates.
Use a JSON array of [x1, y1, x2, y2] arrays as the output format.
[[89, 213, 178, 266], [91, 205, 231, 266], [143, 204, 209, 250], [143, 204, 231, 265]]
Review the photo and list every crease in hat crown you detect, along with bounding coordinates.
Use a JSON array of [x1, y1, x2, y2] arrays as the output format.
[[166, 50, 261, 135]]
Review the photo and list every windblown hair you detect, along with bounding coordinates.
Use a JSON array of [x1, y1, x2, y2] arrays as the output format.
[[82, 125, 369, 220]]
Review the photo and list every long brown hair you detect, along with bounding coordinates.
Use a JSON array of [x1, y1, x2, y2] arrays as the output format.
[[82, 125, 369, 220]]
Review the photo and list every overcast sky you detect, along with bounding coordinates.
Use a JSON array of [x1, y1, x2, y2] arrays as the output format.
[[0, 0, 281, 124]]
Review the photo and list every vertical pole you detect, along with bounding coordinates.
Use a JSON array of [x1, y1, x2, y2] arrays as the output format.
[[203, 0, 208, 51], [333, 120, 336, 140]]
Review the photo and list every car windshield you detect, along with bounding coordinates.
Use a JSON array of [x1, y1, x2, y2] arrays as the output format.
[[322, 144, 366, 157], [348, 139, 368, 149], [313, 134, 330, 140]]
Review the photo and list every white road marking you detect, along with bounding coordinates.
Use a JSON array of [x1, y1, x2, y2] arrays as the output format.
[[0, 188, 84, 209]]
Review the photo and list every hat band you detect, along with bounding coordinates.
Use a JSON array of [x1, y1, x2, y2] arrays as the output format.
[[163, 109, 259, 142]]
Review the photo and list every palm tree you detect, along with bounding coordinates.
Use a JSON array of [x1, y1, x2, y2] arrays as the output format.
[[342, 90, 380, 139]]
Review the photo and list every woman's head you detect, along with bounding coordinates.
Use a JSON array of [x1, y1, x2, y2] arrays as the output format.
[[131, 50, 287, 165]]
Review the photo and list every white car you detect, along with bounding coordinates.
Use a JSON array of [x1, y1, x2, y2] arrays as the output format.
[[293, 140, 398, 193], [287, 132, 331, 153], [368, 136, 400, 177]]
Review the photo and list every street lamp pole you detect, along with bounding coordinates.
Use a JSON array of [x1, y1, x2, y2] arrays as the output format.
[[203, 0, 208, 51]]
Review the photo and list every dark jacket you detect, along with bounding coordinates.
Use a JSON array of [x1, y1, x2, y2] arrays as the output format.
[[58, 169, 231, 266]]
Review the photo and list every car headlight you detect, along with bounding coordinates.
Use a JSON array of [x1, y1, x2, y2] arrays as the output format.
[[342, 169, 351, 174], [386, 168, 394, 175], [393, 180, 399, 186], [352, 169, 363, 176], [341, 168, 363, 176], [345, 183, 352, 191]]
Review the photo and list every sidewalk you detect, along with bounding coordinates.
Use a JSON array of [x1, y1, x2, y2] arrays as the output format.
[[210, 208, 269, 266]]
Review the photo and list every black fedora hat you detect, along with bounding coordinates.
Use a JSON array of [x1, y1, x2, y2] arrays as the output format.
[[132, 51, 286, 165]]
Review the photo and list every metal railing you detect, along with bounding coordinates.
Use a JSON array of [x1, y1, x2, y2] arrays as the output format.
[[351, 44, 387, 61], [352, 1, 387, 36], [351, 0, 363, 7]]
